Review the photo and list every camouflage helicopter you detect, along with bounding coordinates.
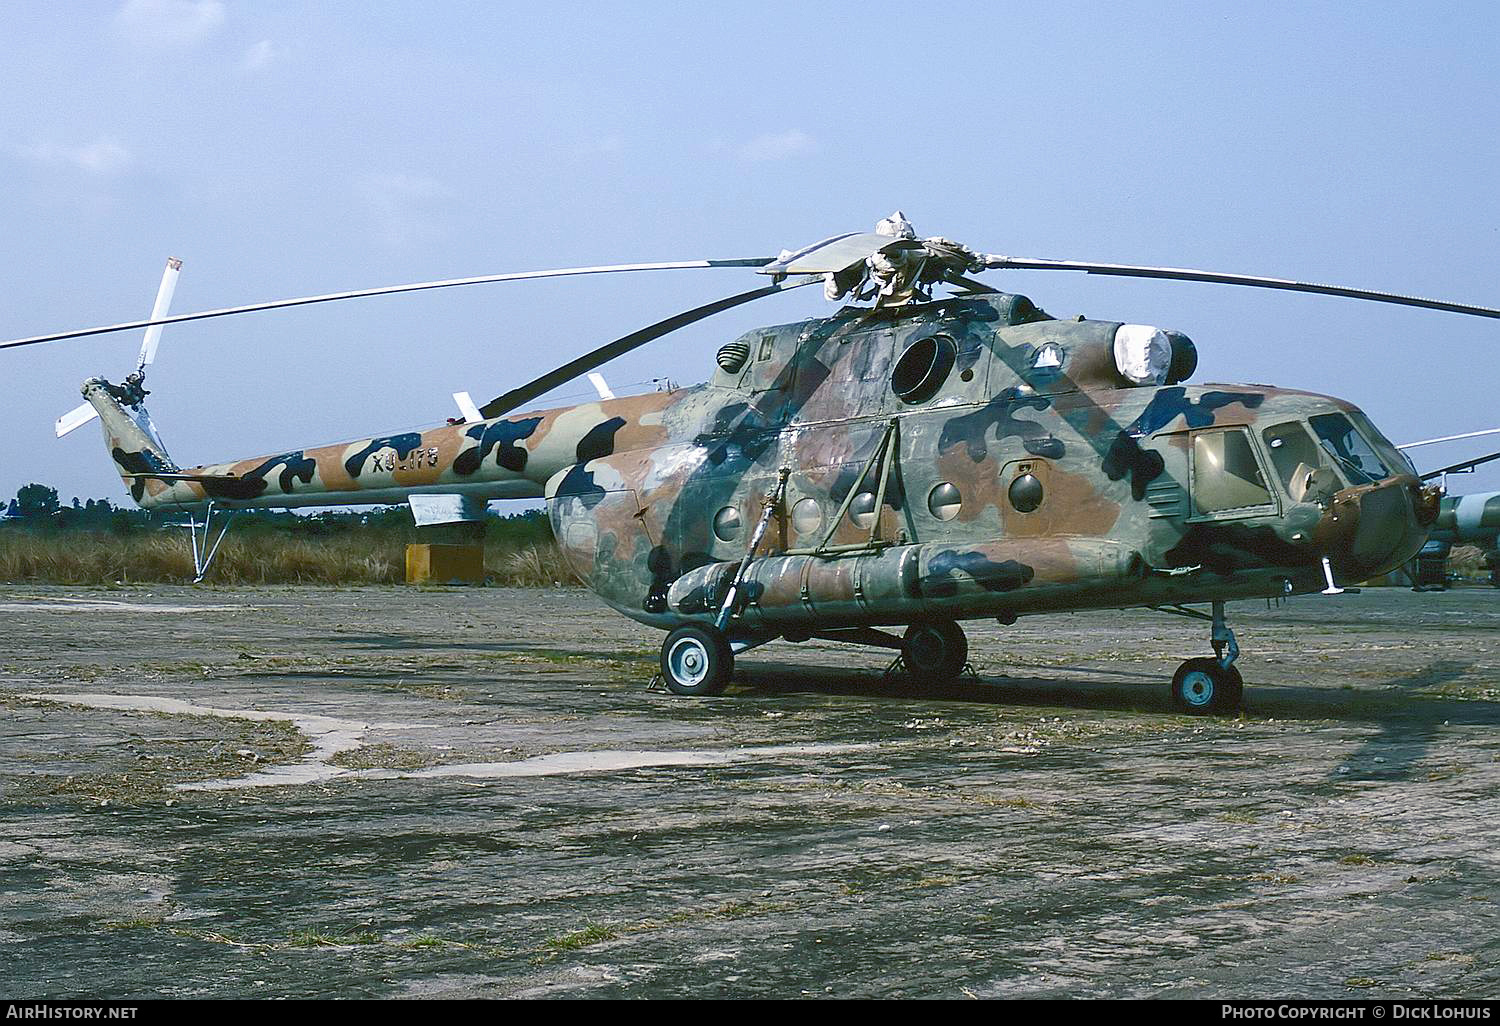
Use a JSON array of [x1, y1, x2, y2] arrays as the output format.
[[11, 213, 1500, 713], [1402, 435, 1500, 590]]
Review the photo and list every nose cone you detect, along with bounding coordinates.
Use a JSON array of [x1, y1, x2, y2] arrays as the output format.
[[1318, 478, 1431, 579]]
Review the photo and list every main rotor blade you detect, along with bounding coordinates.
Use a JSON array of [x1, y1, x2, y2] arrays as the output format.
[[1400, 426, 1500, 451], [980, 255, 1500, 320], [0, 257, 775, 352], [1422, 449, 1500, 481], [478, 276, 819, 420], [759, 232, 900, 275]]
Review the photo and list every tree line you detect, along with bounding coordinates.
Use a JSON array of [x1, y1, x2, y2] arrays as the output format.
[[2, 483, 552, 544]]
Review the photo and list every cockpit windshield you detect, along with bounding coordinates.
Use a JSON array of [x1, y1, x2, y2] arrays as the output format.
[[1309, 413, 1390, 486], [1348, 410, 1417, 477], [1262, 412, 1401, 499]]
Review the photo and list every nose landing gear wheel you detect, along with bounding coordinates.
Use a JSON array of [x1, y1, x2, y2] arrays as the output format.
[[660, 625, 734, 696], [901, 620, 969, 684], [1170, 657, 1243, 715]]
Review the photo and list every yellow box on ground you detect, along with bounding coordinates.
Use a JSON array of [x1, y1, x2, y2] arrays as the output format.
[[405, 543, 486, 585]]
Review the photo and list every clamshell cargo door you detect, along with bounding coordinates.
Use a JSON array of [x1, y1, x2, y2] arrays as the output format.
[[549, 479, 656, 610], [676, 470, 787, 568]]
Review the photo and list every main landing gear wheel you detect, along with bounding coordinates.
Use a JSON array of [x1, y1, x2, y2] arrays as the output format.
[[660, 625, 734, 696], [1170, 658, 1243, 715], [901, 620, 969, 684]]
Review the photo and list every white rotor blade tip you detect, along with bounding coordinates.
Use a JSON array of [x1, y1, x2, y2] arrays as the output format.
[[453, 391, 483, 422], [137, 257, 182, 371], [587, 372, 615, 400]]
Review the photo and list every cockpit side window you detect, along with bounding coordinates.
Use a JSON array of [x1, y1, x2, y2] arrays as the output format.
[[1262, 422, 1335, 497], [1191, 427, 1274, 515], [1309, 413, 1389, 486]]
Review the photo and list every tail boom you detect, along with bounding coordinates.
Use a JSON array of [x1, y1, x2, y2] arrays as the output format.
[[105, 387, 681, 512]]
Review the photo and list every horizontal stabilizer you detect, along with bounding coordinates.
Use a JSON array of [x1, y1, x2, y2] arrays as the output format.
[[409, 494, 488, 526], [120, 471, 243, 483]]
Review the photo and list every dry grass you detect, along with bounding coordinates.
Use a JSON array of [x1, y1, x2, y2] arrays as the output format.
[[1448, 545, 1489, 579], [494, 542, 580, 587], [0, 532, 580, 587]]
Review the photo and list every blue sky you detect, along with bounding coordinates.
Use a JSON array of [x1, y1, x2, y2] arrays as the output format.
[[3, 1, 1498, 503]]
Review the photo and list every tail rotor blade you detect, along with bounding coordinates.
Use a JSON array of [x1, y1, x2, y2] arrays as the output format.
[[478, 276, 818, 420], [55, 402, 99, 438], [136, 257, 182, 372]]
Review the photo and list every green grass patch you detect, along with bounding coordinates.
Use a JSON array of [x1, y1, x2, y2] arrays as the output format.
[[542, 923, 619, 951], [287, 928, 382, 948]]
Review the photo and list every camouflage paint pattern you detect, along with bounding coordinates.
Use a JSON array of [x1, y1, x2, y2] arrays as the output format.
[[1429, 491, 1500, 550], [86, 292, 1439, 642], [1412, 491, 1500, 586]]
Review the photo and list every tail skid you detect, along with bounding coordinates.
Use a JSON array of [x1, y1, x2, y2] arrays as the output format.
[[182, 502, 236, 583]]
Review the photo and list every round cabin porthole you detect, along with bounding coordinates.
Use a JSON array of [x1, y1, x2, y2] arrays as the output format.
[[848, 491, 877, 529], [928, 482, 962, 521], [713, 506, 742, 542], [791, 497, 823, 536], [891, 334, 957, 404], [1009, 474, 1044, 513]]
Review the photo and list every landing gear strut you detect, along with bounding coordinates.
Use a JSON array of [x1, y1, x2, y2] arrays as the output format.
[[1168, 600, 1243, 715]]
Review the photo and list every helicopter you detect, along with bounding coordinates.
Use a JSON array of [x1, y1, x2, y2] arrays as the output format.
[[10, 213, 1500, 714]]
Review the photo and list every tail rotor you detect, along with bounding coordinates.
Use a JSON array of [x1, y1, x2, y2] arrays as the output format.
[[55, 257, 182, 438]]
